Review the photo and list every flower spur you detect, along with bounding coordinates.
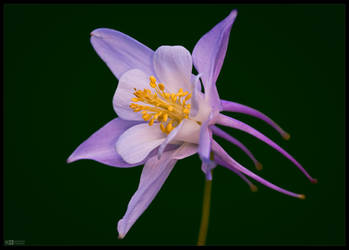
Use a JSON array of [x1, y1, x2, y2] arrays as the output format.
[[67, 9, 317, 240]]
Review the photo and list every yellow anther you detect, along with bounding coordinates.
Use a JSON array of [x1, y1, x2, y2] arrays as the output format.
[[142, 114, 151, 121], [149, 118, 154, 126], [150, 75, 156, 84], [129, 77, 193, 134], [185, 93, 192, 101], [150, 81, 157, 88], [158, 83, 165, 91], [160, 123, 166, 133], [155, 112, 162, 120], [166, 122, 173, 133], [162, 113, 168, 122]]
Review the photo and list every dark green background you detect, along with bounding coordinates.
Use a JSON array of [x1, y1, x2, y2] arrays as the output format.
[[4, 4, 345, 246]]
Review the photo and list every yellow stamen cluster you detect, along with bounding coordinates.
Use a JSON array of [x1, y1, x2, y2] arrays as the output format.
[[129, 76, 192, 134]]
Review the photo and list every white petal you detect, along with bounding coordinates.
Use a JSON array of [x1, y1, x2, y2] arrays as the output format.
[[174, 119, 201, 144], [153, 46, 193, 93], [190, 74, 204, 117], [116, 123, 166, 164], [113, 69, 151, 121], [191, 89, 212, 123], [173, 143, 198, 159]]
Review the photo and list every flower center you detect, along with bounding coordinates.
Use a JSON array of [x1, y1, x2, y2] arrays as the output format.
[[129, 76, 192, 134]]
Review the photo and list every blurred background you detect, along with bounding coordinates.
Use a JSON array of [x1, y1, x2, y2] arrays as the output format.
[[4, 4, 345, 246]]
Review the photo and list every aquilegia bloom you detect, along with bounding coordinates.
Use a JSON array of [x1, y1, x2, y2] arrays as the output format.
[[67, 10, 317, 239]]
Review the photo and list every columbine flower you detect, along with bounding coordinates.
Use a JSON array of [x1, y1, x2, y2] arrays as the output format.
[[67, 9, 316, 239]]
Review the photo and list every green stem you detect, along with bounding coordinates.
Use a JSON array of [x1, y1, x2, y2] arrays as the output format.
[[197, 174, 213, 246]]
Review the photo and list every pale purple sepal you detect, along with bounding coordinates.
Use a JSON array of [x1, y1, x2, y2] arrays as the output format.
[[67, 118, 144, 168], [198, 113, 216, 179], [211, 125, 259, 167], [221, 99, 289, 139], [198, 118, 211, 161], [90, 28, 155, 80], [212, 140, 303, 198], [192, 10, 238, 111], [216, 114, 316, 183], [118, 152, 177, 238], [117, 143, 197, 238], [201, 161, 216, 180]]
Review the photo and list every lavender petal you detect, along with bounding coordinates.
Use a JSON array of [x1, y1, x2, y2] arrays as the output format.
[[192, 9, 238, 111], [67, 118, 143, 167], [90, 28, 155, 80], [117, 152, 177, 238], [198, 113, 217, 179], [117, 143, 196, 238]]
